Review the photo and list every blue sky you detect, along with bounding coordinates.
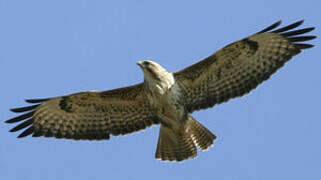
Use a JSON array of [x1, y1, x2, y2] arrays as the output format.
[[1, 0, 320, 179]]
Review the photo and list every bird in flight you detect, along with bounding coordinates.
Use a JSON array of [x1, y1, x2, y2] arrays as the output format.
[[6, 20, 316, 162]]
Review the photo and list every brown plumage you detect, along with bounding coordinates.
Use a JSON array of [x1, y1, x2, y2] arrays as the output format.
[[174, 20, 316, 112], [6, 20, 315, 162], [7, 85, 160, 140]]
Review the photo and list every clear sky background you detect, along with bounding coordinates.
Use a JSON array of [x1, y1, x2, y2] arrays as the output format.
[[1, 0, 320, 180]]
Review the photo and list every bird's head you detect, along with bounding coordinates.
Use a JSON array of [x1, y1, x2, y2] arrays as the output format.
[[137, 60, 168, 81], [137, 60, 174, 90]]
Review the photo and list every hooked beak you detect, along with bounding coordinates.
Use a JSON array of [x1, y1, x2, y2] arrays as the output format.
[[137, 61, 143, 68]]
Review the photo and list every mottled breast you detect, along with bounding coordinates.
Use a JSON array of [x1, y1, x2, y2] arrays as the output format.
[[148, 82, 187, 127]]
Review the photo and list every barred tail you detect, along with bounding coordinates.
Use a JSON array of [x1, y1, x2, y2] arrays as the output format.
[[188, 116, 217, 151], [155, 116, 216, 162], [155, 125, 197, 161]]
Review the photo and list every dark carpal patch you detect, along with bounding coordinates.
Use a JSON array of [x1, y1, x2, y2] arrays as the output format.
[[243, 38, 259, 52], [59, 96, 73, 112]]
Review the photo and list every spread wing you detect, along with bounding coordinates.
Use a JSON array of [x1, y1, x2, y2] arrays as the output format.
[[6, 83, 160, 140], [174, 20, 316, 112]]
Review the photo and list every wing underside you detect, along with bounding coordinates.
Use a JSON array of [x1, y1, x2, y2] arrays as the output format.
[[174, 20, 316, 112], [6, 84, 160, 140]]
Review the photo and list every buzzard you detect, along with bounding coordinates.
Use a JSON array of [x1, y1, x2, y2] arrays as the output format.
[[6, 20, 316, 162]]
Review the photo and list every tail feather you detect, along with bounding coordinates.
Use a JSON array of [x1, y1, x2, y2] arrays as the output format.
[[155, 116, 217, 162], [188, 116, 217, 151], [155, 126, 197, 161]]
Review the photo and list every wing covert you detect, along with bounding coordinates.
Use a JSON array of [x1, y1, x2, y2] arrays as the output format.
[[174, 20, 316, 112], [6, 84, 160, 140]]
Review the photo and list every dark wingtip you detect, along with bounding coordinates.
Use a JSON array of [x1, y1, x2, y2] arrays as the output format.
[[25, 98, 50, 103], [281, 27, 315, 37], [5, 111, 35, 123], [10, 104, 40, 113], [9, 118, 34, 132], [257, 20, 282, 34], [288, 36, 317, 42], [291, 19, 304, 27], [272, 20, 304, 33], [294, 43, 315, 49], [17, 126, 34, 138]]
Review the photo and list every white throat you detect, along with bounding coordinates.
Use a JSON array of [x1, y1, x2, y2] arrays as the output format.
[[147, 73, 175, 95]]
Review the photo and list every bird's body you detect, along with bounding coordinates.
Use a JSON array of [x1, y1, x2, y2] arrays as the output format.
[[141, 61, 185, 129], [138, 61, 215, 160], [147, 82, 185, 128], [6, 20, 316, 162]]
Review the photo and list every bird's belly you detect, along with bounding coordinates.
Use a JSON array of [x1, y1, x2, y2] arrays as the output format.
[[151, 91, 186, 129]]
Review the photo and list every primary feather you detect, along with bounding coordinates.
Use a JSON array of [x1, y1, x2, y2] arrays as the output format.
[[6, 20, 315, 162], [7, 84, 160, 140], [174, 20, 315, 112]]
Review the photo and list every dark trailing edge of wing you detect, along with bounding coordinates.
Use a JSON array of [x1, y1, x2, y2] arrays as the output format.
[[6, 20, 316, 138], [6, 96, 160, 139], [6, 98, 51, 138], [184, 20, 316, 112]]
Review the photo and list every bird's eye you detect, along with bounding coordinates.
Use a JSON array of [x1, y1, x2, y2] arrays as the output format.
[[143, 61, 150, 66]]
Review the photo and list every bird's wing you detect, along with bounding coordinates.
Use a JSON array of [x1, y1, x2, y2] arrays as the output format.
[[174, 20, 316, 113], [6, 83, 160, 140]]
